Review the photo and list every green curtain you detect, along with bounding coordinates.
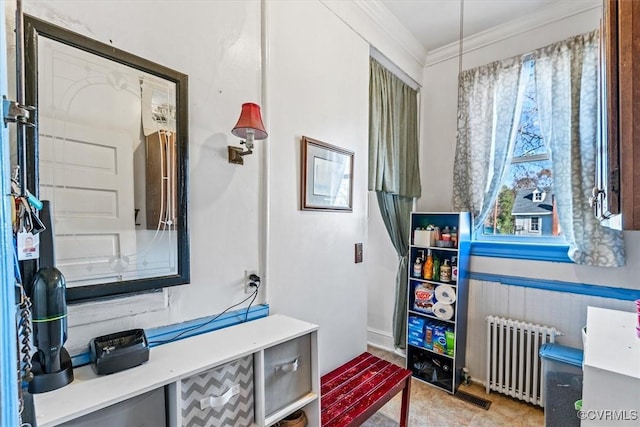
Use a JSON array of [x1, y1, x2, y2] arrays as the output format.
[[369, 58, 420, 349], [376, 192, 413, 349], [369, 58, 421, 198]]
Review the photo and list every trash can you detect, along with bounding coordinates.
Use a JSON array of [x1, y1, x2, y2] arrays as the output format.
[[539, 343, 583, 427]]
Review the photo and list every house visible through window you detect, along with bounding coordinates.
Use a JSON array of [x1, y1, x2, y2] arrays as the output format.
[[481, 59, 561, 240]]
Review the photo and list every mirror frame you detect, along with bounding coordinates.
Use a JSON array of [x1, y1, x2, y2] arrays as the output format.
[[23, 15, 190, 303]]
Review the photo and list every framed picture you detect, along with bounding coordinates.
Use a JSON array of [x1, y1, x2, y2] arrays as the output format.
[[301, 136, 354, 211]]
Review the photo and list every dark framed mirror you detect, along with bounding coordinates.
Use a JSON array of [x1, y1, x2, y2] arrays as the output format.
[[23, 15, 189, 302]]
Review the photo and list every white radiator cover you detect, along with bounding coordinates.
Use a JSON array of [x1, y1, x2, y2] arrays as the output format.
[[485, 315, 561, 407]]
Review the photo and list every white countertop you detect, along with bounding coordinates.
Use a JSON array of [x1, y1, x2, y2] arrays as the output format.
[[583, 306, 639, 379], [33, 314, 318, 427]]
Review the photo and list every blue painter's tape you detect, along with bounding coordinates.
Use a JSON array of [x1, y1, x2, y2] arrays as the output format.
[[71, 304, 269, 368], [148, 304, 269, 346], [469, 272, 640, 301], [71, 352, 92, 368]]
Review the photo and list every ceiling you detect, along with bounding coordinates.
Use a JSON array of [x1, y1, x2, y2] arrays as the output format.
[[378, 0, 600, 53]]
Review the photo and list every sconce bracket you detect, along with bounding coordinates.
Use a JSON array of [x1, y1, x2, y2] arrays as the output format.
[[228, 146, 253, 165]]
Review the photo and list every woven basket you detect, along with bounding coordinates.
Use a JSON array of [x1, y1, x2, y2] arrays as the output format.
[[274, 410, 307, 427]]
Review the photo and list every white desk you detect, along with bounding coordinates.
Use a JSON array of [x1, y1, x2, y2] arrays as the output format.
[[581, 307, 640, 426], [34, 314, 319, 427]]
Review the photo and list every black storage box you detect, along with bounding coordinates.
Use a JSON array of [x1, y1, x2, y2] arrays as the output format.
[[89, 329, 149, 375]]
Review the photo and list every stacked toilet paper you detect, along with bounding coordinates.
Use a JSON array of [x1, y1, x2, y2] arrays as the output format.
[[433, 285, 456, 320]]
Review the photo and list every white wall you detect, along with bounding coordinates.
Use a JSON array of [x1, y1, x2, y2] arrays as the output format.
[[366, 192, 401, 350], [15, 0, 264, 351], [320, 0, 425, 85], [265, 0, 370, 373], [11, 0, 375, 372], [465, 280, 637, 384]]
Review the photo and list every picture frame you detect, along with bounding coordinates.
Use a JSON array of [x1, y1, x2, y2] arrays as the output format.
[[301, 136, 354, 212]]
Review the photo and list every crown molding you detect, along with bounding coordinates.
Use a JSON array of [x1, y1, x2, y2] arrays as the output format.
[[426, 1, 601, 67], [352, 0, 428, 66]]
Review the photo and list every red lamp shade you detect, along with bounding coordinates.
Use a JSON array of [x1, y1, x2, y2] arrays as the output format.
[[231, 103, 268, 140]]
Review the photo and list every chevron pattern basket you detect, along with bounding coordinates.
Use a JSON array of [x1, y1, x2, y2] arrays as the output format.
[[181, 355, 254, 427]]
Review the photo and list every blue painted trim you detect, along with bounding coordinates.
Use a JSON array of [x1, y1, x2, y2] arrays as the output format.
[[0, 7, 20, 426], [71, 351, 92, 368], [71, 304, 270, 367], [470, 241, 573, 263], [469, 272, 640, 301]]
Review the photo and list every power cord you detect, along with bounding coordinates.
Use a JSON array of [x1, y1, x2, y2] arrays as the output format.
[[149, 275, 261, 346], [244, 274, 261, 322]]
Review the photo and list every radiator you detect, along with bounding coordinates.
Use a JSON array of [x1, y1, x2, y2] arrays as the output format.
[[485, 315, 561, 407]]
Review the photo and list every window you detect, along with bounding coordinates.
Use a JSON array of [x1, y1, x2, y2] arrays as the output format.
[[470, 59, 570, 263], [532, 191, 543, 202], [479, 59, 561, 242], [456, 30, 611, 265], [530, 217, 540, 232]]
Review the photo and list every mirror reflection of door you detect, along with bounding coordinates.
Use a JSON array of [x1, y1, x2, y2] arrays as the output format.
[[37, 36, 178, 287]]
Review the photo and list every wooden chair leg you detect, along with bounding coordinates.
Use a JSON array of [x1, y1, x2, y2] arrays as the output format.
[[399, 377, 411, 427]]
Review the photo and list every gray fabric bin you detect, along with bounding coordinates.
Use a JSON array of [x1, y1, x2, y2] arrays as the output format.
[[264, 334, 312, 416], [59, 387, 166, 427], [181, 355, 254, 427]]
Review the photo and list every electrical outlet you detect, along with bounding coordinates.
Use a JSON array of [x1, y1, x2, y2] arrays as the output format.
[[244, 270, 258, 294]]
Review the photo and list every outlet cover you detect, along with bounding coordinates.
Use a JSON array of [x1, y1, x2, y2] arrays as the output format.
[[355, 243, 363, 263]]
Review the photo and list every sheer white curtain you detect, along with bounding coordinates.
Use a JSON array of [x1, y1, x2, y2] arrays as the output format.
[[452, 56, 524, 229], [534, 30, 625, 266], [453, 30, 624, 267]]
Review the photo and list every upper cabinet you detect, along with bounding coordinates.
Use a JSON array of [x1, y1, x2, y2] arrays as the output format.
[[595, 0, 640, 229]]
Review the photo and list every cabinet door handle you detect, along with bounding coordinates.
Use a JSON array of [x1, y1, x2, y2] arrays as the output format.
[[275, 357, 299, 375], [199, 383, 240, 410]]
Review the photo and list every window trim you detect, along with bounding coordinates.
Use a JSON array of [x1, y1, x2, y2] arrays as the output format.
[[529, 216, 540, 232], [470, 238, 572, 263], [532, 191, 543, 202]]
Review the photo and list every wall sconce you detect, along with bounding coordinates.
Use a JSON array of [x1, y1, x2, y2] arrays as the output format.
[[228, 102, 268, 165]]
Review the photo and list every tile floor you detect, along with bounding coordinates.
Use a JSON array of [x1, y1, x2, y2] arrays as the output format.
[[365, 346, 544, 427]]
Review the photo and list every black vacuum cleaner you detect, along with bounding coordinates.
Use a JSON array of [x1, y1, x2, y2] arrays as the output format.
[[27, 201, 73, 393]]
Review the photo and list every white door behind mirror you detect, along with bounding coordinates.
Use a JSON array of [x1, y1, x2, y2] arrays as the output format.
[[38, 36, 177, 287]]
